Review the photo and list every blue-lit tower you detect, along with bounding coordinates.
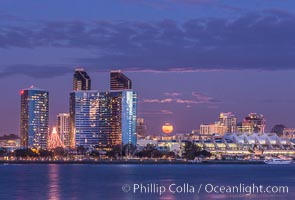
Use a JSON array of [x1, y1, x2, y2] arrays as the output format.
[[69, 91, 100, 148], [20, 86, 49, 149]]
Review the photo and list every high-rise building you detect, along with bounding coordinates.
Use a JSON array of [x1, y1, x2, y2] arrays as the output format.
[[69, 90, 137, 149], [96, 91, 122, 149], [121, 91, 137, 146], [219, 112, 237, 133], [20, 86, 49, 149], [69, 69, 137, 149], [97, 91, 137, 149], [57, 113, 70, 148], [242, 113, 266, 133], [69, 91, 100, 148], [73, 68, 91, 91], [110, 70, 132, 90]]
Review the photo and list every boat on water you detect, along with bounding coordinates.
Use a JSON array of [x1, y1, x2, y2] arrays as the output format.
[[264, 158, 293, 164]]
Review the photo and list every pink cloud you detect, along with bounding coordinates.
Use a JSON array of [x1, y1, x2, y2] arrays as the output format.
[[175, 99, 199, 104], [143, 91, 221, 105], [164, 92, 182, 97], [143, 98, 173, 103]]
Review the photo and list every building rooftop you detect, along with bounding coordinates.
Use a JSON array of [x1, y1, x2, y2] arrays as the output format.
[[22, 85, 46, 91], [75, 68, 85, 71]]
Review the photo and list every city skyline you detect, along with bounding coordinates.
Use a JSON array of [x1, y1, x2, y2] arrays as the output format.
[[4, 69, 294, 137], [1, 2, 295, 200], [1, 1, 295, 135]]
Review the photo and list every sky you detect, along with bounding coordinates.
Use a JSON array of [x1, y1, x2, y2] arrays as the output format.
[[1, 0, 295, 135]]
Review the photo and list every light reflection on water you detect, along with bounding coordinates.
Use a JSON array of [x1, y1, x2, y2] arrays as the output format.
[[0, 164, 294, 200], [48, 164, 60, 200]]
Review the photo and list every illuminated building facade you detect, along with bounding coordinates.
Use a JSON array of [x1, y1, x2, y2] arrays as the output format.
[[69, 90, 137, 149], [69, 91, 100, 148], [73, 68, 91, 91], [98, 91, 137, 148], [121, 91, 137, 146], [20, 86, 49, 149], [237, 123, 254, 133], [57, 113, 70, 148], [200, 122, 227, 136], [242, 113, 266, 133], [283, 128, 295, 139], [219, 112, 237, 133], [97, 92, 122, 148], [0, 138, 20, 151], [110, 70, 132, 90], [69, 69, 137, 149]]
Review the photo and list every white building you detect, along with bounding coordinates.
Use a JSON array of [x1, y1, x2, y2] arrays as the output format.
[[57, 113, 70, 148]]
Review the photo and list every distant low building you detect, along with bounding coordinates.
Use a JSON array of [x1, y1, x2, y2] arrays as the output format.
[[242, 113, 266, 133], [136, 118, 147, 138], [0, 135, 20, 151], [137, 132, 295, 156], [200, 122, 227, 136], [219, 112, 237, 133], [283, 128, 295, 139]]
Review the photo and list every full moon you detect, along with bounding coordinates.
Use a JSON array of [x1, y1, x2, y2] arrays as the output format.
[[162, 123, 174, 134]]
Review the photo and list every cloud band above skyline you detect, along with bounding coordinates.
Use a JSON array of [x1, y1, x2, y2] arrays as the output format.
[[1, 9, 295, 79]]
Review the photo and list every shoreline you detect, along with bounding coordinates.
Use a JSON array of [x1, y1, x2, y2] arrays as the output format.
[[0, 160, 266, 165]]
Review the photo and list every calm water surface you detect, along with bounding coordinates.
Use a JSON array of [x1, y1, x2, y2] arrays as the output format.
[[0, 164, 294, 200]]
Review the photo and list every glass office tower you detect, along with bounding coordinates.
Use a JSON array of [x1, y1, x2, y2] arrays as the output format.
[[73, 68, 91, 91], [97, 91, 137, 148], [70, 90, 137, 149], [97, 92, 122, 149], [121, 91, 137, 146], [20, 86, 49, 149], [110, 70, 132, 90], [69, 91, 100, 148]]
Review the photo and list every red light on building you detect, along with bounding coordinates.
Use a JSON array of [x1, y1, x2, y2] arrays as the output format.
[[20, 90, 24, 95]]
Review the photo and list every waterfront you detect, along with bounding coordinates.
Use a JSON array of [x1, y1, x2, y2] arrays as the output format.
[[0, 164, 294, 200]]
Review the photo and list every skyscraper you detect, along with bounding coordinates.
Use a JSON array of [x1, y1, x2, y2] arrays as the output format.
[[69, 70, 137, 150], [94, 91, 137, 149], [69, 91, 100, 148], [20, 86, 49, 149], [69, 90, 137, 149], [57, 113, 70, 148], [97, 92, 122, 148], [110, 70, 132, 90], [121, 91, 137, 146], [73, 68, 91, 91]]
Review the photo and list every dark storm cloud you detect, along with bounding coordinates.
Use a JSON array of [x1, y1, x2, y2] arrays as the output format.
[[0, 65, 71, 78], [1, 9, 295, 73]]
